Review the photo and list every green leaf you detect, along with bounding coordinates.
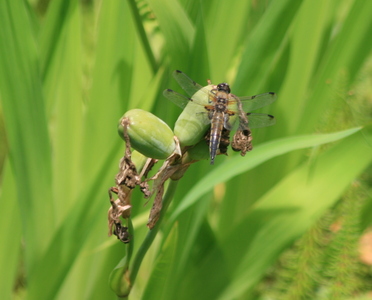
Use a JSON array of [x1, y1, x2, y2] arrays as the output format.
[[217, 126, 372, 299], [0, 0, 53, 271], [41, 0, 84, 223], [170, 127, 362, 221], [142, 223, 178, 299], [0, 161, 22, 299], [147, 0, 194, 68], [277, 0, 335, 133], [295, 0, 372, 134], [203, 0, 251, 79], [234, 0, 304, 94], [1, 0, 371, 299]]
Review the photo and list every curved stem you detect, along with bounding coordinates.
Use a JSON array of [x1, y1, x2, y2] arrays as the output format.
[[128, 179, 179, 286]]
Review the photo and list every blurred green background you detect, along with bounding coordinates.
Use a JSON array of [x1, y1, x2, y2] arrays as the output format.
[[0, 0, 371, 299]]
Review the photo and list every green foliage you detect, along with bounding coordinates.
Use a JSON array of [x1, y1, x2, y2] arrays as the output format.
[[0, 0, 371, 299], [264, 184, 370, 300]]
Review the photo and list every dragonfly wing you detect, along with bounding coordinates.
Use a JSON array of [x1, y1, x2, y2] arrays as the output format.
[[237, 92, 277, 112], [223, 112, 239, 131], [163, 89, 192, 109], [246, 113, 276, 128], [172, 70, 217, 107], [173, 70, 205, 97]]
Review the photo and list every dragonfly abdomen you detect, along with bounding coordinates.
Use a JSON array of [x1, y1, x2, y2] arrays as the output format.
[[209, 111, 225, 165]]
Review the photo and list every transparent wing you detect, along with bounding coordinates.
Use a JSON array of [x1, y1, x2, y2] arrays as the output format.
[[163, 89, 192, 109], [236, 92, 277, 112], [247, 113, 276, 128], [163, 89, 212, 123], [172, 70, 205, 97]]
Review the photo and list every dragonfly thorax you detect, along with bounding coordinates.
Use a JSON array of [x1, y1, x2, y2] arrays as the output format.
[[216, 97, 228, 105], [215, 102, 229, 112]]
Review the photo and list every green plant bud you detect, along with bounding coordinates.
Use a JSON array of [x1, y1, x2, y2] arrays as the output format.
[[118, 109, 176, 160], [109, 256, 130, 297], [174, 85, 213, 146]]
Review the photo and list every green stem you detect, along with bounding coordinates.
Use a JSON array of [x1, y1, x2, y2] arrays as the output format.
[[109, 218, 134, 299], [128, 179, 179, 286], [126, 217, 134, 262]]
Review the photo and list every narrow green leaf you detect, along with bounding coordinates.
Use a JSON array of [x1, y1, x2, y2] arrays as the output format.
[[0, 0, 370, 299], [147, 0, 194, 68], [0, 0, 53, 270], [278, 0, 335, 133], [0, 160, 22, 299], [170, 127, 361, 221], [80, 0, 136, 183], [142, 223, 178, 299], [27, 143, 123, 299], [41, 0, 84, 222], [127, 0, 157, 72], [297, 0, 372, 134], [203, 0, 251, 79], [234, 0, 304, 94], [217, 126, 372, 299]]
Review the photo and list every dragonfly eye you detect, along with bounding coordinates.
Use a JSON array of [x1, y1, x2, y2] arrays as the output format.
[[217, 83, 231, 93]]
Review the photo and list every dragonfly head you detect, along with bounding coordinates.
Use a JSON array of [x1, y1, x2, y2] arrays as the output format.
[[217, 83, 231, 93]]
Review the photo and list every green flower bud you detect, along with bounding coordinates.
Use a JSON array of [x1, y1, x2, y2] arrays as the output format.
[[174, 85, 213, 146], [109, 256, 130, 297], [119, 109, 176, 160]]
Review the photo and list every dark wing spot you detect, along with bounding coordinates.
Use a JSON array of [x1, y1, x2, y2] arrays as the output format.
[[175, 70, 198, 86]]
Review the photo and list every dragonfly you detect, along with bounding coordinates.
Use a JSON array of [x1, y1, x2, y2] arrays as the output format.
[[164, 70, 277, 164]]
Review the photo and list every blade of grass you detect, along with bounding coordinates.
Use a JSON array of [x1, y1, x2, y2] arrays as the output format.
[[27, 140, 123, 299], [297, 0, 372, 134], [142, 223, 179, 300], [128, 180, 179, 290], [127, 0, 157, 73], [234, 0, 304, 94], [39, 0, 76, 80], [41, 0, 84, 223], [278, 0, 335, 133], [0, 160, 22, 298], [147, 0, 194, 69], [170, 126, 361, 221], [0, 0, 54, 271], [187, 6, 210, 84], [217, 126, 372, 299], [80, 0, 136, 183], [162, 184, 212, 299], [202, 0, 251, 80]]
